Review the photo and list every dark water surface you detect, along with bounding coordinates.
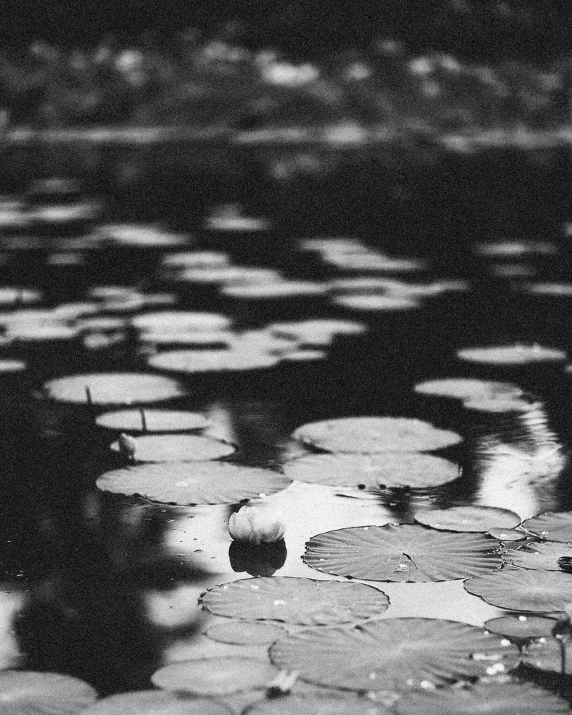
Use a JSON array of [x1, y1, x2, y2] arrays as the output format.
[[1, 143, 572, 697]]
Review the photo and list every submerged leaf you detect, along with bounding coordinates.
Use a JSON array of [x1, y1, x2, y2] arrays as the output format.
[[200, 577, 389, 625], [269, 619, 519, 691], [304, 524, 502, 582]]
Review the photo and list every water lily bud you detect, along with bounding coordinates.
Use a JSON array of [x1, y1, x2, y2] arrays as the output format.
[[228, 505, 285, 545], [118, 432, 136, 460]]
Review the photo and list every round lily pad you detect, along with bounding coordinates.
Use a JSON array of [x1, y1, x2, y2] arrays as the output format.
[[522, 638, 572, 674], [151, 657, 278, 695], [332, 295, 421, 311], [521, 512, 572, 542], [0, 359, 26, 374], [0, 287, 42, 306], [456, 345, 567, 365], [502, 541, 572, 570], [98, 224, 188, 247], [96, 409, 210, 433], [97, 462, 291, 505], [462, 395, 539, 413], [7, 324, 78, 342], [110, 434, 235, 462], [162, 251, 229, 270], [414, 378, 523, 401], [132, 311, 232, 333], [524, 282, 572, 297], [243, 694, 391, 715], [0, 671, 97, 715], [414, 506, 521, 533], [200, 577, 389, 625], [484, 615, 560, 640], [180, 266, 281, 285], [140, 330, 233, 347], [42, 373, 184, 405], [488, 528, 527, 542], [393, 682, 571, 715], [148, 349, 280, 374], [464, 569, 572, 611], [221, 282, 327, 300], [269, 619, 519, 691], [282, 453, 459, 489], [205, 622, 286, 645], [304, 524, 502, 582], [292, 417, 463, 454], [82, 691, 231, 715]]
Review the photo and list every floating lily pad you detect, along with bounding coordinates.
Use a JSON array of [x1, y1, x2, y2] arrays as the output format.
[[502, 541, 572, 570], [82, 691, 231, 715], [393, 682, 571, 715], [42, 373, 184, 405], [200, 577, 389, 625], [97, 462, 291, 505], [456, 345, 567, 365], [304, 525, 502, 582], [96, 409, 209, 433], [474, 240, 557, 258], [148, 349, 280, 374], [524, 282, 572, 297], [521, 512, 572, 542], [221, 282, 327, 300], [269, 619, 519, 691], [162, 251, 229, 270], [141, 330, 233, 347], [7, 324, 78, 342], [0, 287, 42, 306], [132, 311, 232, 333], [332, 295, 421, 311], [205, 622, 286, 645], [484, 615, 560, 640], [0, 359, 26, 374], [488, 528, 527, 541], [151, 657, 278, 695], [110, 434, 235, 462], [281, 350, 327, 363], [464, 569, 572, 611], [180, 266, 281, 285], [0, 671, 97, 715], [522, 638, 572, 674], [98, 224, 188, 247], [269, 319, 367, 343], [243, 694, 391, 715], [282, 453, 459, 488], [414, 506, 521, 533], [462, 395, 539, 413], [414, 378, 523, 401]]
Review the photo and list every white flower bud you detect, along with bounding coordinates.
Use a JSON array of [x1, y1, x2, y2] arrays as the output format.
[[118, 432, 136, 460], [228, 505, 285, 545]]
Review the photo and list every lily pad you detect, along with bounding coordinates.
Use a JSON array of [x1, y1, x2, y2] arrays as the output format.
[[97, 462, 291, 505], [82, 691, 231, 715], [0, 287, 42, 306], [205, 622, 286, 645], [243, 694, 391, 715], [393, 682, 571, 715], [110, 434, 235, 462], [269, 619, 519, 691], [148, 348, 280, 374], [304, 525, 503, 582], [414, 378, 523, 401], [42, 373, 184, 405], [292, 417, 463, 454], [462, 395, 539, 413], [96, 409, 210, 433], [456, 345, 567, 365], [502, 541, 572, 570], [151, 657, 278, 695], [414, 506, 521, 533], [488, 528, 527, 541], [484, 615, 560, 640], [132, 311, 232, 333], [221, 282, 327, 300], [464, 569, 572, 611], [0, 359, 26, 374], [0, 671, 97, 715], [522, 638, 572, 674], [282, 453, 459, 488], [521, 512, 572, 542], [332, 295, 421, 311], [200, 577, 389, 625]]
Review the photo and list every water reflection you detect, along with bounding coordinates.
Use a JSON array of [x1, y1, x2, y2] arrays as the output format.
[[229, 540, 287, 577]]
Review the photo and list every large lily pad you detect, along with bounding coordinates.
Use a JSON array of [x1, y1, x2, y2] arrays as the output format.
[[96, 409, 210, 433], [82, 691, 231, 715], [243, 694, 392, 715], [292, 417, 463, 454], [484, 615, 560, 640], [269, 619, 519, 691], [304, 524, 502, 582], [456, 345, 567, 365], [97, 462, 291, 505], [109, 434, 235, 462], [148, 349, 280, 374], [282, 452, 459, 488], [132, 311, 232, 333], [464, 569, 572, 611], [0, 671, 97, 715], [393, 683, 571, 715], [42, 373, 184, 405], [332, 295, 421, 311], [151, 657, 278, 695], [200, 577, 389, 625], [521, 512, 572, 542], [414, 378, 523, 401], [414, 506, 521, 533], [502, 541, 572, 570]]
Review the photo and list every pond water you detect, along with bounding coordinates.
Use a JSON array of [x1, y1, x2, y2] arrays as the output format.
[[1, 143, 572, 706]]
